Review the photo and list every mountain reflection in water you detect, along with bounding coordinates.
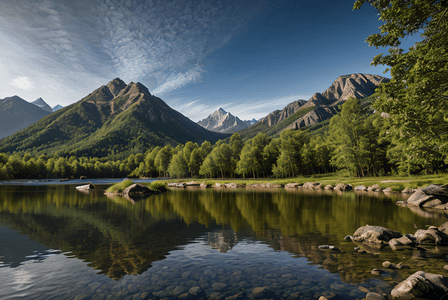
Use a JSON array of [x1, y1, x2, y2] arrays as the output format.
[[0, 184, 447, 299]]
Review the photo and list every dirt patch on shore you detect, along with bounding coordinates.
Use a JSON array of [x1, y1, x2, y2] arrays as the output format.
[[380, 180, 411, 183]]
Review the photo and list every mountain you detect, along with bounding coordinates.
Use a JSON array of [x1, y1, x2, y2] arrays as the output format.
[[197, 108, 253, 134], [0, 96, 51, 140], [31, 97, 53, 113], [52, 104, 63, 112], [239, 73, 390, 139], [0, 78, 229, 157]]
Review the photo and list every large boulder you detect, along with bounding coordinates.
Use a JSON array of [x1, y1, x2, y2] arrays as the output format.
[[122, 184, 152, 197], [405, 184, 448, 209], [391, 271, 448, 299], [303, 182, 322, 189], [351, 225, 402, 245], [414, 228, 448, 246]]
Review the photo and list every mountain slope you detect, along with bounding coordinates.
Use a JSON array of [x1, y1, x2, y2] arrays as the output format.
[[0, 78, 229, 157], [197, 108, 253, 134], [31, 97, 53, 113], [239, 73, 389, 139], [0, 96, 51, 140]]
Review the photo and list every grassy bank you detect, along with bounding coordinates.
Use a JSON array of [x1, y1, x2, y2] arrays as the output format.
[[106, 180, 167, 193], [163, 173, 448, 192]]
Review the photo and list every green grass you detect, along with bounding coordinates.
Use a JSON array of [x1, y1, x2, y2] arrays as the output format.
[[105, 179, 134, 193], [106, 179, 168, 194], [165, 174, 448, 191]]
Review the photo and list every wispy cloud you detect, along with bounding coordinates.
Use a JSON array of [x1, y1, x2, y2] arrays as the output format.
[[0, 0, 265, 106], [11, 76, 35, 91]]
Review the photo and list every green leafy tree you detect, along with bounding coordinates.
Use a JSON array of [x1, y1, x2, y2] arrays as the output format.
[[273, 130, 308, 178], [189, 148, 204, 177], [168, 151, 188, 178], [154, 145, 172, 177], [354, 0, 448, 172]]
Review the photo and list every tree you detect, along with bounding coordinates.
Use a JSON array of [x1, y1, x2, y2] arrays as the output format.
[[354, 0, 448, 172], [189, 148, 203, 177], [167, 151, 188, 178], [154, 146, 172, 177], [273, 130, 308, 178]]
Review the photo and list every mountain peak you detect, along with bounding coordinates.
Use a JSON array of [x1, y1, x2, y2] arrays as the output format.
[[218, 107, 227, 114], [107, 78, 127, 97], [31, 97, 53, 113], [197, 108, 254, 134]]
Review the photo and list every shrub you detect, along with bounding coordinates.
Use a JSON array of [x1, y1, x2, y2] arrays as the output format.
[[106, 179, 133, 193]]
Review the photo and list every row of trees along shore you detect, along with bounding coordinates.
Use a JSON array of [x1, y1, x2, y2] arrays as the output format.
[[0, 96, 446, 180], [0, 0, 446, 180]]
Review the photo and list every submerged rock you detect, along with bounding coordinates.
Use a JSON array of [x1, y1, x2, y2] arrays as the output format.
[[352, 225, 402, 244], [391, 271, 448, 299]]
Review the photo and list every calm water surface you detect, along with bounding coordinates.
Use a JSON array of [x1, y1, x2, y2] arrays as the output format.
[[0, 182, 447, 300]]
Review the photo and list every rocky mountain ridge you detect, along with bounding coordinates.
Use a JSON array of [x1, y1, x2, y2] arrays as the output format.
[[0, 78, 228, 156], [197, 108, 255, 134], [238, 73, 390, 139]]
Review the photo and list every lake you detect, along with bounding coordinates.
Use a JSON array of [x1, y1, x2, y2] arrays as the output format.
[[0, 180, 447, 300]]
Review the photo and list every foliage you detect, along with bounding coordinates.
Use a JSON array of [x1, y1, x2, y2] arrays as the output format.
[[354, 0, 448, 174], [105, 179, 134, 193]]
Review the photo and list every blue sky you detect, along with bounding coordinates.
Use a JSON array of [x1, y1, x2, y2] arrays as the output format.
[[0, 0, 421, 121]]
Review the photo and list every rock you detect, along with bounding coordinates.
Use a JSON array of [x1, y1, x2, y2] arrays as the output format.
[[225, 291, 248, 300], [352, 225, 402, 244], [443, 265, 448, 271], [366, 292, 386, 300], [405, 184, 448, 209], [414, 228, 448, 245], [391, 271, 448, 299], [265, 183, 282, 188], [367, 184, 382, 192], [122, 184, 152, 197], [224, 183, 246, 188], [371, 269, 386, 275], [389, 235, 416, 250], [80, 176, 88, 180], [334, 183, 352, 192], [214, 183, 224, 188], [285, 183, 302, 188], [358, 286, 370, 293], [318, 245, 341, 251], [303, 182, 321, 189], [438, 221, 448, 235], [324, 185, 334, 190], [76, 183, 95, 190], [354, 185, 368, 191], [167, 182, 186, 188], [188, 287, 206, 298], [211, 282, 227, 291], [185, 181, 200, 186], [383, 187, 393, 193], [402, 187, 416, 194], [200, 182, 210, 188], [209, 292, 224, 300], [251, 287, 275, 299]]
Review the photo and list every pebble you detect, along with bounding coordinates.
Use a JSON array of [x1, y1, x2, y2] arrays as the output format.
[[211, 282, 227, 291], [366, 291, 387, 300]]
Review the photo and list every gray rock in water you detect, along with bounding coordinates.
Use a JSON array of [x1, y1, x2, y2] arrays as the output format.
[[352, 225, 402, 244], [391, 271, 448, 299], [389, 235, 416, 250], [405, 184, 448, 209], [414, 228, 448, 245], [365, 292, 386, 300], [122, 184, 151, 197]]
